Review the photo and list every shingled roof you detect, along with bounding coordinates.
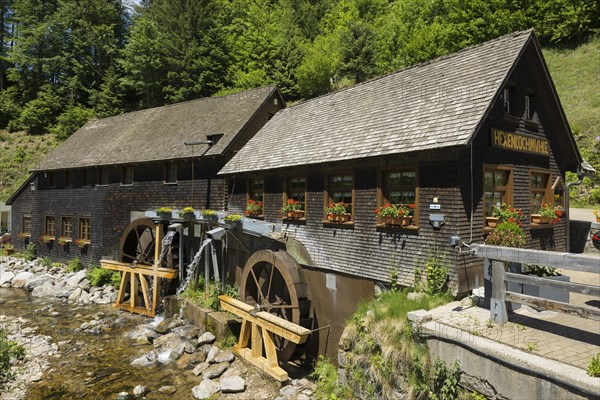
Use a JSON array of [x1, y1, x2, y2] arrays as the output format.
[[34, 86, 279, 171], [220, 31, 535, 175]]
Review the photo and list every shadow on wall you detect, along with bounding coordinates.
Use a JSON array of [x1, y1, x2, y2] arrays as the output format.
[[569, 220, 591, 253]]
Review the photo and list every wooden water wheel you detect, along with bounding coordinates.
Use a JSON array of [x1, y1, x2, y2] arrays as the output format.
[[119, 218, 158, 265], [240, 249, 312, 362]]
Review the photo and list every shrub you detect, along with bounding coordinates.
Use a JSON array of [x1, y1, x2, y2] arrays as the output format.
[[24, 243, 36, 261], [87, 266, 114, 287], [111, 271, 122, 288], [588, 353, 600, 377], [67, 257, 84, 273], [40, 256, 53, 268], [0, 329, 25, 390], [485, 221, 526, 248]]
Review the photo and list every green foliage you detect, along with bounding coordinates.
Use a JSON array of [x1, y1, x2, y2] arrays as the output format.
[[429, 359, 461, 400], [0, 329, 25, 390], [40, 256, 53, 268], [23, 243, 36, 261], [181, 279, 239, 311], [111, 271, 122, 288], [587, 353, 600, 377], [524, 264, 560, 277], [485, 221, 526, 248], [312, 355, 354, 400], [215, 333, 237, 350], [18, 86, 62, 134], [67, 257, 84, 273], [414, 249, 449, 294], [49, 106, 94, 141], [87, 266, 117, 287], [390, 268, 399, 292]]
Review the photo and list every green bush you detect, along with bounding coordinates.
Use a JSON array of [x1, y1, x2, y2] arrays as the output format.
[[18, 86, 62, 135], [485, 221, 526, 248], [87, 266, 114, 287], [40, 256, 53, 268], [0, 329, 25, 390], [24, 243, 36, 261], [67, 257, 84, 273], [588, 353, 600, 377], [111, 271, 122, 288]]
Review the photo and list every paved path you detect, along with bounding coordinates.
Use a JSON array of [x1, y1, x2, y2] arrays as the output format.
[[430, 299, 600, 371], [570, 207, 599, 223]]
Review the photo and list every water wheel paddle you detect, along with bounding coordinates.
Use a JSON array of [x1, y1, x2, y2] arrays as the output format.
[[119, 218, 158, 266]]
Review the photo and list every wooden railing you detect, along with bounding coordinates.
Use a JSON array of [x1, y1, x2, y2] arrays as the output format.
[[471, 245, 600, 324]]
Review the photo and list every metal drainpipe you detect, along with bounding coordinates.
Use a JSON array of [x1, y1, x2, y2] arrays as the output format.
[[565, 172, 584, 253]]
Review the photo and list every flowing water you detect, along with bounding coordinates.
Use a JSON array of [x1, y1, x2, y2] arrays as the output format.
[[159, 231, 176, 263], [0, 288, 200, 399], [177, 238, 212, 295]]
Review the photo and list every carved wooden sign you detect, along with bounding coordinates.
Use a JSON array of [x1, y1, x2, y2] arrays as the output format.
[[491, 128, 549, 156]]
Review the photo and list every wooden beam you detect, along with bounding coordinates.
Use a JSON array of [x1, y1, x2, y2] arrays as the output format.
[[138, 273, 150, 311], [505, 272, 600, 296], [114, 303, 155, 317], [490, 260, 508, 324], [235, 348, 288, 382], [505, 292, 600, 321], [471, 245, 600, 273], [100, 260, 178, 279]]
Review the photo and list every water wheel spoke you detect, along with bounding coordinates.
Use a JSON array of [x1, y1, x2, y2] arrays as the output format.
[[250, 268, 265, 304], [269, 304, 297, 309], [265, 263, 275, 301]]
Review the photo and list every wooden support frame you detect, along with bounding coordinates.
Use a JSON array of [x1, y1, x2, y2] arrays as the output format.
[[219, 295, 311, 382]]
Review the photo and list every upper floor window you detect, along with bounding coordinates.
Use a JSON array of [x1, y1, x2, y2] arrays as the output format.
[[284, 177, 307, 218], [502, 87, 515, 115], [45, 216, 56, 237], [47, 172, 55, 188], [82, 169, 90, 186], [99, 167, 110, 186], [248, 178, 264, 203], [79, 218, 91, 241], [62, 217, 73, 238], [23, 215, 32, 235], [530, 171, 551, 214], [379, 169, 418, 226], [64, 170, 72, 187], [325, 173, 353, 222], [484, 166, 513, 219], [164, 163, 177, 184], [121, 165, 134, 185]]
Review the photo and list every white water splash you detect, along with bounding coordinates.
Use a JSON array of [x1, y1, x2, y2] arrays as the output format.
[[149, 314, 165, 327], [159, 231, 176, 263], [177, 238, 212, 295]]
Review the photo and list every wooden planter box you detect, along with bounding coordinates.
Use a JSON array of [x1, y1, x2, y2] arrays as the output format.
[[531, 214, 550, 224], [328, 213, 351, 223], [285, 210, 304, 219], [383, 216, 412, 226], [486, 217, 500, 228]]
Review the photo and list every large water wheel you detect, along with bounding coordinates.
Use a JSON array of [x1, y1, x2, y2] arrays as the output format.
[[119, 218, 159, 266], [240, 249, 312, 362]]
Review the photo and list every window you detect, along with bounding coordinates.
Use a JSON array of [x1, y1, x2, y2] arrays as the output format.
[[47, 172, 55, 188], [530, 171, 551, 214], [64, 170, 72, 187], [23, 215, 32, 235], [82, 169, 90, 186], [284, 176, 307, 217], [62, 217, 73, 238], [164, 163, 177, 184], [248, 178, 264, 203], [502, 87, 514, 115], [99, 167, 110, 186], [121, 165, 134, 185], [326, 173, 353, 220], [379, 169, 418, 226], [45, 216, 56, 237], [524, 94, 535, 120], [552, 177, 565, 209], [483, 166, 513, 218], [79, 218, 91, 241]]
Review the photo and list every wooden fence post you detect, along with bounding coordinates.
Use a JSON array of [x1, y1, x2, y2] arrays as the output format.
[[490, 260, 508, 323]]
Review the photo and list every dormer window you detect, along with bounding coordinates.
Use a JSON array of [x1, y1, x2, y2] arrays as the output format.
[[524, 93, 535, 120], [503, 87, 513, 114]]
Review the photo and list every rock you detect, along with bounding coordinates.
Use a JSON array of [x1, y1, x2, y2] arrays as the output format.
[[192, 379, 220, 400], [172, 325, 202, 340], [197, 332, 215, 346], [407, 309, 432, 324], [407, 292, 427, 301], [222, 359, 247, 377], [181, 351, 206, 368], [158, 386, 176, 395], [115, 392, 130, 400], [68, 287, 83, 302], [136, 336, 150, 345], [153, 332, 181, 348], [56, 287, 76, 298], [201, 362, 229, 379], [213, 349, 235, 364], [297, 394, 311, 400], [31, 281, 57, 297], [132, 385, 146, 397], [157, 343, 186, 364], [65, 270, 87, 287], [103, 285, 116, 294], [206, 346, 220, 363], [28, 373, 43, 383], [280, 386, 298, 397], [154, 317, 184, 334], [12, 271, 34, 288], [193, 362, 210, 376], [298, 378, 316, 391], [183, 340, 196, 354], [220, 375, 245, 393], [79, 290, 90, 304], [0, 271, 14, 285], [24, 274, 55, 291], [131, 351, 158, 367]]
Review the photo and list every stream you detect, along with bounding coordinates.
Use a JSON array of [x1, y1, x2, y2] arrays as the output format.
[[0, 288, 201, 399]]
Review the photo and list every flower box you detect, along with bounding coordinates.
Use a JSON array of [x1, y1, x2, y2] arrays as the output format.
[[384, 216, 412, 226], [531, 214, 550, 224], [39, 235, 55, 244], [57, 237, 72, 246], [328, 213, 351, 223], [485, 217, 500, 228], [74, 239, 90, 248], [285, 210, 305, 219]]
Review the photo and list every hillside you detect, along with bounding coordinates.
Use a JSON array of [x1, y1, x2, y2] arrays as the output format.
[[0, 131, 58, 202], [0, 36, 598, 204]]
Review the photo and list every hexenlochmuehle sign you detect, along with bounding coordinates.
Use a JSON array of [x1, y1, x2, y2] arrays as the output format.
[[491, 128, 549, 156]]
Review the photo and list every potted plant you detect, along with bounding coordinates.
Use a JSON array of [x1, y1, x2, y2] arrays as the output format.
[[39, 234, 55, 244], [281, 199, 304, 219], [485, 220, 526, 248], [531, 203, 561, 224], [594, 209, 600, 223], [179, 206, 196, 221], [201, 209, 218, 222], [488, 204, 523, 228], [74, 238, 90, 248], [57, 236, 71, 246], [374, 204, 412, 226], [2, 243, 14, 256], [245, 200, 263, 217], [224, 214, 243, 228], [325, 202, 351, 222], [156, 207, 173, 220]]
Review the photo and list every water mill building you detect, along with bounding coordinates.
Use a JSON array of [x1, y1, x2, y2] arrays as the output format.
[[6, 30, 582, 358]]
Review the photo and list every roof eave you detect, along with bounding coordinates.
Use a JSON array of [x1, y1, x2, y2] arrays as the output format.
[[5, 173, 37, 205]]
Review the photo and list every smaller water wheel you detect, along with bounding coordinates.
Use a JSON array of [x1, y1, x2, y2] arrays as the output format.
[[240, 250, 312, 362], [119, 218, 160, 266]]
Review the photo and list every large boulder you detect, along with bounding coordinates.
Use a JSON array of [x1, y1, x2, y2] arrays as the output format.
[[154, 317, 184, 335], [192, 379, 220, 400], [24, 274, 56, 291], [65, 270, 87, 287], [131, 351, 158, 367], [201, 362, 229, 380], [197, 332, 216, 346], [12, 271, 34, 288], [0, 271, 15, 286], [68, 288, 83, 302], [31, 282, 58, 298], [220, 375, 246, 393]]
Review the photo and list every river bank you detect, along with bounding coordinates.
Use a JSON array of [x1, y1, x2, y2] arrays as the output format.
[[0, 256, 317, 399]]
